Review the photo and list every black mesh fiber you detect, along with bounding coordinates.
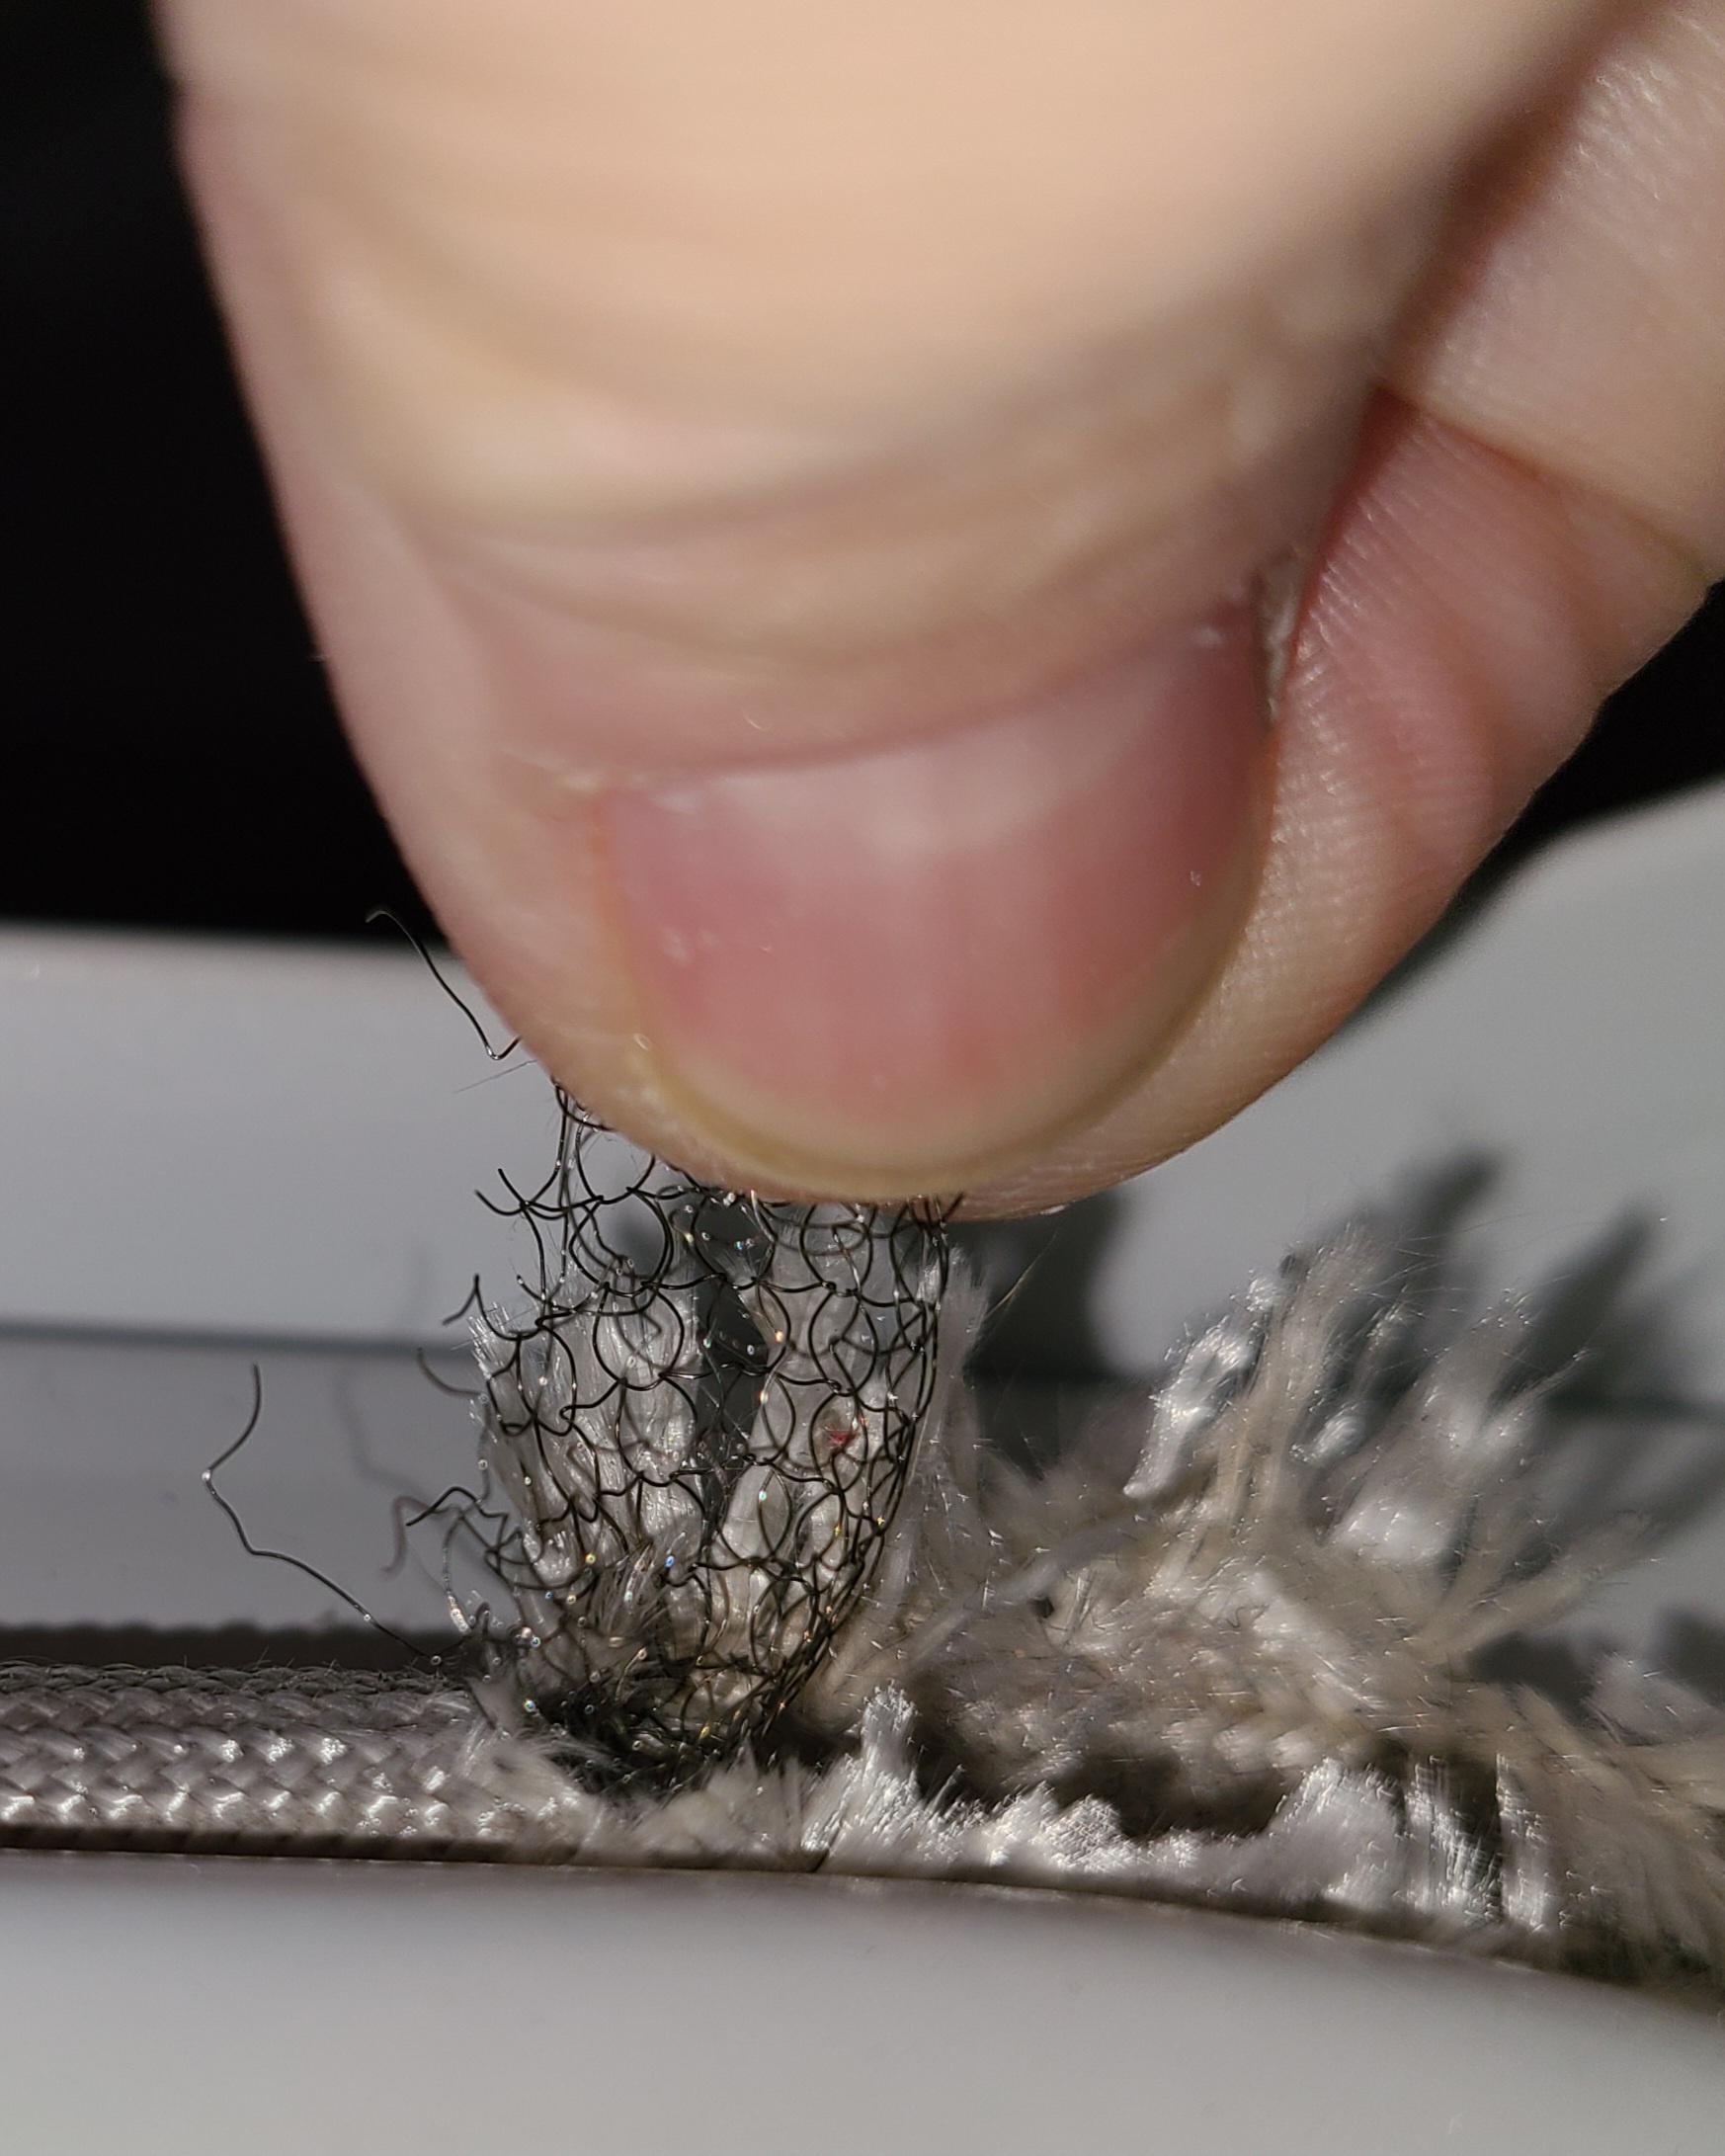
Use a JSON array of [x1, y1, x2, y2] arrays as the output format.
[[472, 1093, 949, 1785]]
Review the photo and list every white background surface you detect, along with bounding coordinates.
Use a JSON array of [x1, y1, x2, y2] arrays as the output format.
[[3, 1862, 1722, 2156], [1098, 782, 1725, 1385]]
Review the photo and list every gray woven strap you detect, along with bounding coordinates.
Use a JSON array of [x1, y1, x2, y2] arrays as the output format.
[[0, 1663, 592, 1859]]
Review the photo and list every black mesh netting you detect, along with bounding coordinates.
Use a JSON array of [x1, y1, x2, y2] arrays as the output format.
[[468, 1093, 950, 1784]]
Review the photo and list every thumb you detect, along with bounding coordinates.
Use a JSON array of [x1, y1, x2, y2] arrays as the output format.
[[160, 0, 1631, 1200]]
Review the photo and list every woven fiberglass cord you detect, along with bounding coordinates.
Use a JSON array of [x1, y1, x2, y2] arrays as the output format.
[[465, 1090, 951, 1783]]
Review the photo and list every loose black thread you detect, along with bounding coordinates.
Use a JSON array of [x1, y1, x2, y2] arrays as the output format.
[[365, 905, 522, 1062], [203, 1368, 450, 1670]]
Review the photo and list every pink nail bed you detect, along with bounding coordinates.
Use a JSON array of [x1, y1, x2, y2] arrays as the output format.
[[604, 605, 1266, 1184]]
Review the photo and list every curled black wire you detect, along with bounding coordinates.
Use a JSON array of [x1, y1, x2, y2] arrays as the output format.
[[465, 1090, 951, 1785], [205, 1368, 446, 1668], [366, 907, 522, 1062]]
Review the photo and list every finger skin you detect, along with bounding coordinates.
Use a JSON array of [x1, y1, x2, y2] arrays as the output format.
[[158, 0, 1718, 1207]]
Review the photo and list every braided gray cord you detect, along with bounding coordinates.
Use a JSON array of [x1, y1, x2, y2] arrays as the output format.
[[0, 1664, 589, 1859]]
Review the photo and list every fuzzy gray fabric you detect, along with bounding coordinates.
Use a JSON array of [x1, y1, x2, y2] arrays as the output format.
[[3, 1215, 1724, 1996]]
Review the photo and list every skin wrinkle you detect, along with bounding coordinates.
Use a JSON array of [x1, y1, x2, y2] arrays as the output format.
[[164, 0, 1603, 517], [418, 258, 1390, 680], [442, 442, 1323, 781], [982, 425, 1705, 1214], [161, 0, 1722, 1206], [355, 247, 1389, 795], [1394, 0, 1725, 561]]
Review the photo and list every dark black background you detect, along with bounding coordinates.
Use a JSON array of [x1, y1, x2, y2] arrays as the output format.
[[5, 0, 1721, 946]]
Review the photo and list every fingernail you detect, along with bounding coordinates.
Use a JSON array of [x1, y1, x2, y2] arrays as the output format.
[[602, 607, 1267, 1190]]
